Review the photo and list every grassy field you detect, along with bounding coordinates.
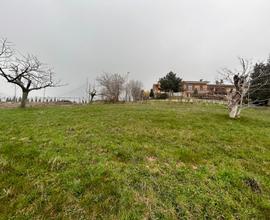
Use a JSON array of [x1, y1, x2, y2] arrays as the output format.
[[0, 102, 270, 219]]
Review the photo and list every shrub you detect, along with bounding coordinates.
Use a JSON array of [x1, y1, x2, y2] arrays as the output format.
[[155, 93, 169, 99]]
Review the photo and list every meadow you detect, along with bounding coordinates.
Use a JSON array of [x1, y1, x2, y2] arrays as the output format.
[[0, 102, 270, 219]]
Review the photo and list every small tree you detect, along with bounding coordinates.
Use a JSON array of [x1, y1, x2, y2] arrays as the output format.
[[158, 71, 182, 96], [220, 58, 251, 118], [140, 90, 149, 100], [97, 73, 126, 102], [128, 80, 143, 101], [193, 88, 198, 97], [249, 59, 270, 105], [0, 39, 59, 108], [89, 89, 97, 103], [220, 57, 270, 118], [149, 89, 154, 98], [87, 83, 97, 103]]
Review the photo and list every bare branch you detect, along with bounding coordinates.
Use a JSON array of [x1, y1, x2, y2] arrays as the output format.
[[0, 38, 61, 107], [97, 72, 126, 102]]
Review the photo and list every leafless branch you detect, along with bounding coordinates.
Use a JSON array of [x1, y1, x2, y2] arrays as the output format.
[[97, 72, 126, 102], [0, 38, 61, 107]]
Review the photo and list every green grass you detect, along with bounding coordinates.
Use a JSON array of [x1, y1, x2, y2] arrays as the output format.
[[0, 102, 270, 219]]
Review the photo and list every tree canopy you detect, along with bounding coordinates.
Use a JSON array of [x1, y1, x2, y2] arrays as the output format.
[[158, 71, 182, 93], [249, 58, 270, 105]]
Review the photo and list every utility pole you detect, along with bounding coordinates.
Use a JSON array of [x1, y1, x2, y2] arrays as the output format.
[[86, 78, 90, 103]]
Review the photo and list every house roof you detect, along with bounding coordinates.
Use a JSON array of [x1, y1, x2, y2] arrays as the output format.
[[208, 84, 234, 87], [182, 81, 209, 84]]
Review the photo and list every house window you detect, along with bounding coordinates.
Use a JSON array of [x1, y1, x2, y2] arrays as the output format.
[[188, 85, 193, 91], [200, 85, 203, 90]]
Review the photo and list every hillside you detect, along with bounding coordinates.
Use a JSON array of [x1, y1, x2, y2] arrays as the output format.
[[0, 102, 270, 219]]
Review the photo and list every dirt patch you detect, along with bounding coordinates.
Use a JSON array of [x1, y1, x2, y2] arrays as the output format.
[[0, 102, 19, 109], [244, 177, 261, 193], [146, 156, 157, 162]]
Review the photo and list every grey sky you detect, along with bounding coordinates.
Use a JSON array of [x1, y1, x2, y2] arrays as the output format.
[[1, 0, 270, 97]]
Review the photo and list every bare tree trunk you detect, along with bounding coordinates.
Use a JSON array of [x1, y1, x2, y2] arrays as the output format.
[[229, 104, 239, 118], [228, 92, 241, 118], [21, 90, 29, 108]]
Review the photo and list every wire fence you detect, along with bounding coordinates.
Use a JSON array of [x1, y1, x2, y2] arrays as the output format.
[[1, 95, 268, 107], [0, 96, 90, 104], [159, 97, 228, 105]]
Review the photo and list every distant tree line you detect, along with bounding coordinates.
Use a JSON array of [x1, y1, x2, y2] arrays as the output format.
[[96, 72, 144, 102]]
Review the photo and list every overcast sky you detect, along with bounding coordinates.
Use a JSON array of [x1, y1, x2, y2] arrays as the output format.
[[1, 0, 270, 97]]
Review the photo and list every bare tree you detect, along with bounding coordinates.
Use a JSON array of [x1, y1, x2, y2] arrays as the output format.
[[124, 72, 130, 102], [0, 39, 13, 60], [90, 89, 97, 103], [220, 58, 269, 118], [97, 72, 126, 102], [86, 82, 97, 103], [128, 80, 143, 101], [0, 39, 60, 108]]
